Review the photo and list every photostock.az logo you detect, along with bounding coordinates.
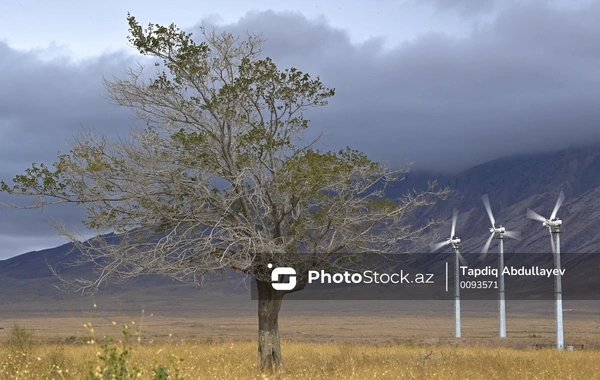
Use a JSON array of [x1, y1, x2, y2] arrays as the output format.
[[269, 263, 297, 291]]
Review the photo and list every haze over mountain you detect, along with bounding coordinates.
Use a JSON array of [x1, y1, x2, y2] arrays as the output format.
[[1, 145, 599, 304]]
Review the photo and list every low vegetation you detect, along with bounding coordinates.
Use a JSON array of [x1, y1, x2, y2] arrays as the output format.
[[1, 324, 599, 379]]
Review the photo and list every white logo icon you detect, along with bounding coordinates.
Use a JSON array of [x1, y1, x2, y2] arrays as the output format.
[[269, 263, 297, 290]]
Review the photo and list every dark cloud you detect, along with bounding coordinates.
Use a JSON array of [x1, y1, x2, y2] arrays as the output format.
[[2, 2, 600, 257], [207, 4, 600, 170], [0, 44, 141, 258], [0, 44, 138, 169]]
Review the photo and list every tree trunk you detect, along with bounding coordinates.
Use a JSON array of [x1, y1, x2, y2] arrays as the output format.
[[256, 278, 285, 372]]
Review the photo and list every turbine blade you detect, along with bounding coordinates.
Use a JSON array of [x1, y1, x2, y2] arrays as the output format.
[[527, 209, 547, 223], [482, 194, 495, 227], [451, 209, 458, 238], [457, 251, 468, 266], [550, 232, 556, 254], [481, 231, 495, 255], [550, 191, 565, 220], [504, 230, 522, 240], [432, 240, 451, 252]]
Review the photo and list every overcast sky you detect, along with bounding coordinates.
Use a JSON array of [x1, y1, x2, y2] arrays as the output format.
[[1, 0, 600, 259]]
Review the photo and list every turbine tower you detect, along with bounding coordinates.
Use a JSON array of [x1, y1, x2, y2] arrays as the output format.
[[527, 191, 565, 350], [480, 194, 521, 338], [433, 209, 467, 338]]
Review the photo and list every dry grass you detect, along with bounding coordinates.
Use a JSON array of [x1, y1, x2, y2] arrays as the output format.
[[1, 300, 599, 378], [1, 335, 599, 379]]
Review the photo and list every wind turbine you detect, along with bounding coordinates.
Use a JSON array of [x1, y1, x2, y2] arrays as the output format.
[[433, 209, 467, 338], [480, 194, 521, 338], [527, 190, 565, 350]]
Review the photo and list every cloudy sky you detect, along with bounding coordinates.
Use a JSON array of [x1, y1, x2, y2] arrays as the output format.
[[1, 0, 600, 258]]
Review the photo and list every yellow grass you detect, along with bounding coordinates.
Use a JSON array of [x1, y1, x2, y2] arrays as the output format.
[[2, 300, 600, 379], [1, 338, 599, 379]]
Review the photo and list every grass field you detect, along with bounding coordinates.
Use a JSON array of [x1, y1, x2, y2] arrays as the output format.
[[1, 299, 599, 378], [2, 334, 600, 379]]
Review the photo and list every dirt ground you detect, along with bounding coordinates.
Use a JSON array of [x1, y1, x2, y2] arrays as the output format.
[[1, 296, 598, 350]]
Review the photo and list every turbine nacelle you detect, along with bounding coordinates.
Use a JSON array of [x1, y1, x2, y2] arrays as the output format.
[[449, 237, 460, 248], [489, 225, 506, 235], [543, 219, 562, 228]]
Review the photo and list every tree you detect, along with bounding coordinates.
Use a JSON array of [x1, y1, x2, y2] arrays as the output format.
[[1, 14, 447, 372]]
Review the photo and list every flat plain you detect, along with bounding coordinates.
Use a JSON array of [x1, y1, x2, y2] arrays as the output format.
[[1, 294, 600, 379], [2, 295, 599, 347]]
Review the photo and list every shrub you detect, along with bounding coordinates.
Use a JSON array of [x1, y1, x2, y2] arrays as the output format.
[[83, 326, 141, 380], [7, 324, 33, 355], [83, 325, 181, 380]]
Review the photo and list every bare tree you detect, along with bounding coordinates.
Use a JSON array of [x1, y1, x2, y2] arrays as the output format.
[[1, 14, 447, 372]]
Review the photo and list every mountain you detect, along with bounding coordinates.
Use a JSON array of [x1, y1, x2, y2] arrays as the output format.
[[1, 145, 600, 302], [411, 145, 600, 254], [0, 240, 249, 307]]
